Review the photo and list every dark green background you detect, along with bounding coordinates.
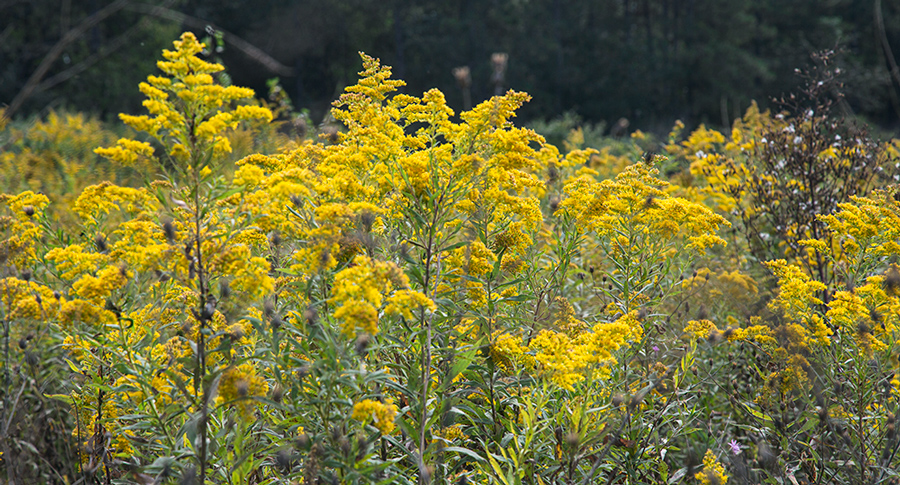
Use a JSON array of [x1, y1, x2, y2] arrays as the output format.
[[4, 0, 900, 134]]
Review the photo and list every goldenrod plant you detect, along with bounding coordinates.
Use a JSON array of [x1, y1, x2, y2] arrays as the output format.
[[2, 32, 900, 485]]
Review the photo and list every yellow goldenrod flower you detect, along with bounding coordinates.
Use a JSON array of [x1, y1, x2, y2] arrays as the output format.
[[95, 32, 272, 173], [73, 182, 156, 224], [218, 363, 268, 418], [765, 259, 831, 346], [0, 191, 50, 267], [45, 244, 109, 280], [489, 331, 533, 373], [695, 450, 729, 485], [330, 255, 433, 337], [72, 265, 130, 302], [351, 398, 398, 434]]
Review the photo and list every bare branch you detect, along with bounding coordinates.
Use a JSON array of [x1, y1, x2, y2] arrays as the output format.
[[3, 0, 133, 121], [35, 0, 178, 94], [126, 2, 296, 77], [2, 0, 293, 122], [875, 0, 900, 118]]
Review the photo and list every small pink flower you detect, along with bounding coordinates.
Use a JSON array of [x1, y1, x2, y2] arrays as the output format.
[[729, 439, 741, 455]]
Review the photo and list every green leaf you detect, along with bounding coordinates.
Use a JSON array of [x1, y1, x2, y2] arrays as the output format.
[[746, 405, 773, 424], [668, 467, 687, 484], [797, 417, 818, 434], [491, 246, 508, 280], [485, 449, 511, 485], [443, 446, 486, 463], [45, 393, 74, 405], [659, 460, 669, 481], [440, 240, 470, 252], [17, 440, 39, 454], [64, 358, 82, 373]]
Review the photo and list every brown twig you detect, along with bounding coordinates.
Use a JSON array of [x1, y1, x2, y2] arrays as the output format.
[[34, 1, 178, 94], [125, 2, 295, 77], [3, 1, 294, 122], [3, 0, 133, 121]]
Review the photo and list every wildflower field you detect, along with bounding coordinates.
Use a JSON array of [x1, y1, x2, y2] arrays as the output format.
[[3, 32, 900, 485]]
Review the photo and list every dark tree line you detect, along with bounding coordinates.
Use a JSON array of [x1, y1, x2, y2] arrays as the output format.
[[4, 0, 900, 132]]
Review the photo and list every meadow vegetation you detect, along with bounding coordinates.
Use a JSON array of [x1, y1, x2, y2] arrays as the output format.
[[2, 32, 900, 485]]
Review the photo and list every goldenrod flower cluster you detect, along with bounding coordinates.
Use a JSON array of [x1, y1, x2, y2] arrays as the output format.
[[110, 219, 169, 271], [72, 265, 130, 302], [561, 162, 728, 254], [727, 321, 776, 347], [715, 269, 758, 298], [684, 319, 720, 340], [351, 398, 398, 434], [330, 255, 435, 337], [490, 331, 533, 373], [73, 182, 156, 224], [765, 259, 831, 346], [433, 424, 465, 442], [45, 244, 108, 280], [95, 32, 272, 170], [528, 311, 643, 389], [69, 390, 134, 464], [826, 277, 897, 351], [0, 277, 58, 321], [695, 450, 729, 485], [0, 191, 49, 267], [8, 31, 847, 484], [815, 190, 900, 258], [218, 363, 268, 417]]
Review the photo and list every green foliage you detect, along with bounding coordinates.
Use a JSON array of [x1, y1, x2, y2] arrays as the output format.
[[6, 1, 900, 132], [2, 32, 900, 485]]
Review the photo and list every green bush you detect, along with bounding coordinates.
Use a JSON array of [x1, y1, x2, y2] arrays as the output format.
[[2, 32, 899, 485]]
